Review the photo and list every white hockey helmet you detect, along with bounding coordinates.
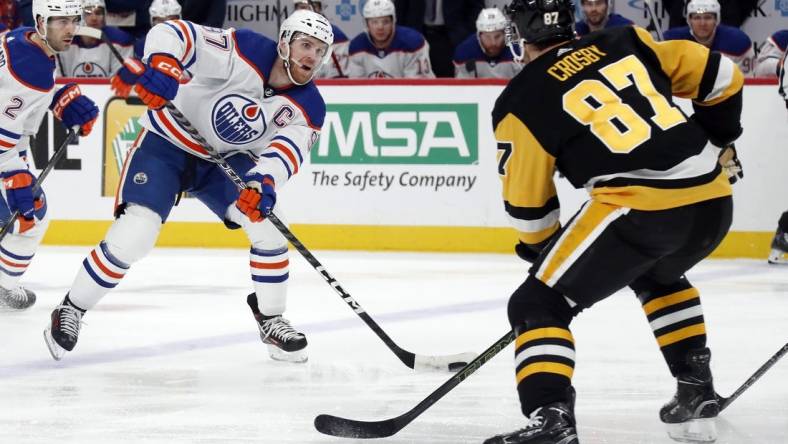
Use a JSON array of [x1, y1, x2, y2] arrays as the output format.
[[686, 0, 720, 19], [81, 0, 106, 11], [32, 0, 82, 24], [149, 0, 182, 20], [362, 0, 396, 20], [278, 9, 334, 84], [476, 8, 508, 33]]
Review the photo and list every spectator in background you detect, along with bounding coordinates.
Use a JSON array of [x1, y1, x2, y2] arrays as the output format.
[[294, 0, 349, 78], [663, 0, 754, 76], [395, 0, 483, 78], [347, 0, 433, 78], [0, 0, 21, 32], [56, 0, 134, 77], [575, 0, 632, 36], [754, 30, 787, 78], [663, 0, 759, 30], [453, 8, 521, 79], [110, 0, 182, 98], [182, 0, 224, 29]]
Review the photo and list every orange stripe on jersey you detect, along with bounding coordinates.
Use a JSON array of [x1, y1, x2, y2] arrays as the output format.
[[156, 110, 209, 156], [0, 256, 26, 268], [250, 259, 289, 269], [270, 142, 299, 174], [90, 250, 125, 279], [0, 139, 15, 148], [536, 201, 621, 285], [173, 20, 193, 65]]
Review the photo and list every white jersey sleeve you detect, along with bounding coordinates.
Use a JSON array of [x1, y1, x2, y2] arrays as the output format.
[[402, 41, 434, 78], [754, 37, 785, 78], [142, 20, 233, 80]]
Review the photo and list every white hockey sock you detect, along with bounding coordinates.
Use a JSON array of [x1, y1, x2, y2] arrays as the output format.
[[69, 241, 130, 310], [250, 245, 288, 316]]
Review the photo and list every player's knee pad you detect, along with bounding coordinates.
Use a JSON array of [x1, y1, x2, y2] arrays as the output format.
[[508, 276, 576, 328], [104, 204, 162, 265], [630, 275, 693, 305]]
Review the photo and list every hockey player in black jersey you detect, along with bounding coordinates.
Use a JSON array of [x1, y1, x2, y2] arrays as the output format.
[[486, 0, 744, 443]]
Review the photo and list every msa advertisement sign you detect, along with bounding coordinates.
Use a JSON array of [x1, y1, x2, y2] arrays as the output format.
[[314, 104, 479, 165]]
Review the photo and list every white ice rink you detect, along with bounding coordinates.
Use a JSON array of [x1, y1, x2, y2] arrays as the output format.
[[1, 247, 787, 444]]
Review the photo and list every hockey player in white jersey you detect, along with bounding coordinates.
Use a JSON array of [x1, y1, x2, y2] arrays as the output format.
[[453, 8, 521, 79], [663, 0, 755, 76], [293, 0, 349, 78], [110, 0, 182, 98], [0, 0, 99, 310], [44, 10, 333, 362], [56, 0, 134, 77], [347, 0, 434, 78], [754, 30, 787, 78]]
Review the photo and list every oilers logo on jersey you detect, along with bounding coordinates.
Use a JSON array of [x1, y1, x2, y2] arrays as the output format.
[[211, 94, 267, 145], [73, 62, 108, 77]]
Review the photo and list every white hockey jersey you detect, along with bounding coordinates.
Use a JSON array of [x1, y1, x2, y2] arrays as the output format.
[[0, 27, 57, 173], [452, 33, 521, 79], [347, 26, 434, 78], [138, 21, 326, 188], [754, 30, 787, 78], [56, 26, 134, 77]]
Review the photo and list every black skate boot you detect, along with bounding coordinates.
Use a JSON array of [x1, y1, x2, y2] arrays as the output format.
[[485, 388, 578, 444], [768, 228, 787, 265], [0, 285, 35, 310], [246, 293, 307, 363], [43, 294, 86, 361], [660, 347, 719, 443]]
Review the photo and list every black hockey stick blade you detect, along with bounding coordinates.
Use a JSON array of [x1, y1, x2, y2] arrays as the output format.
[[315, 330, 515, 439], [719, 341, 788, 411]]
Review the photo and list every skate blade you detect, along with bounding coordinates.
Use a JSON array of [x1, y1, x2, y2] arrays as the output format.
[[666, 418, 717, 443], [43, 327, 67, 361], [767, 249, 788, 265], [267, 344, 307, 363]]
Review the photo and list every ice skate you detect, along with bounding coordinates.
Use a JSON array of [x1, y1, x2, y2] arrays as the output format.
[[0, 285, 35, 311], [484, 401, 578, 444], [768, 229, 787, 265], [43, 295, 86, 361], [247, 293, 307, 363], [661, 348, 719, 443]]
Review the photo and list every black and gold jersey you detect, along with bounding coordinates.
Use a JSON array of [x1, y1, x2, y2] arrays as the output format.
[[493, 26, 743, 246]]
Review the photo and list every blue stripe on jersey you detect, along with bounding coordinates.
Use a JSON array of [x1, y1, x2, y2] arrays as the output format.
[[262, 152, 292, 178], [234, 29, 279, 80], [0, 265, 24, 277], [0, 127, 21, 140], [146, 110, 167, 136], [252, 273, 289, 283], [82, 259, 115, 288], [164, 22, 186, 45], [251, 246, 288, 257], [182, 21, 198, 69], [272, 135, 303, 163], [0, 244, 33, 260]]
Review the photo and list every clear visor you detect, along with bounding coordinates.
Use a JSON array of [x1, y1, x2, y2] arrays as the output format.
[[290, 33, 330, 60]]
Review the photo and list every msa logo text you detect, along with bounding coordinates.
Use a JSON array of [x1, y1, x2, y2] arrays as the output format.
[[314, 104, 478, 165]]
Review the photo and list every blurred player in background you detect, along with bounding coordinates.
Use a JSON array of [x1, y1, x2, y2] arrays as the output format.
[[44, 11, 333, 364], [754, 29, 787, 78], [453, 8, 521, 79], [574, 0, 633, 36], [293, 0, 349, 78], [486, 0, 743, 442], [0, 0, 98, 310], [347, 0, 434, 78]]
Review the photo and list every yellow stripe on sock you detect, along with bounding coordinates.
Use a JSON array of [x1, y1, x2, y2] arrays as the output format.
[[642, 288, 700, 316], [516, 362, 574, 384], [657, 323, 706, 347], [515, 327, 574, 349]]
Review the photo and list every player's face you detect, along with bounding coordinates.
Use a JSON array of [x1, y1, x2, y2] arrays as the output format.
[[45, 16, 81, 51], [288, 34, 328, 83], [83, 6, 106, 28], [479, 30, 505, 57], [366, 16, 394, 46], [294, 2, 313, 11], [688, 13, 717, 41], [152, 14, 180, 26], [581, 0, 608, 26]]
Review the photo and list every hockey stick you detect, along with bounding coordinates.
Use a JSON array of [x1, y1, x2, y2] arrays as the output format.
[[0, 128, 78, 241], [315, 330, 515, 438], [643, 0, 664, 41], [719, 341, 788, 411]]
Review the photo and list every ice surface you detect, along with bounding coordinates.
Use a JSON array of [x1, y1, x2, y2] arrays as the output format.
[[2, 247, 786, 443]]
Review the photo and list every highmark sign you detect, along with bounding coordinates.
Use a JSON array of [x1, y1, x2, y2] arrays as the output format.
[[313, 104, 479, 165]]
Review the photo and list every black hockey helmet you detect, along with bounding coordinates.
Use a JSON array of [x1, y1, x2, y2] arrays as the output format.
[[504, 0, 575, 44]]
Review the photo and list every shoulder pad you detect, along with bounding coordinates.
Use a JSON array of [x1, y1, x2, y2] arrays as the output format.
[[390, 26, 426, 52], [234, 29, 279, 80], [3, 28, 55, 92], [279, 83, 326, 129]]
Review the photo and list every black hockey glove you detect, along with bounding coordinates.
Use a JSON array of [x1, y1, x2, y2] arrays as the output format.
[[718, 144, 743, 184], [515, 241, 540, 263]]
